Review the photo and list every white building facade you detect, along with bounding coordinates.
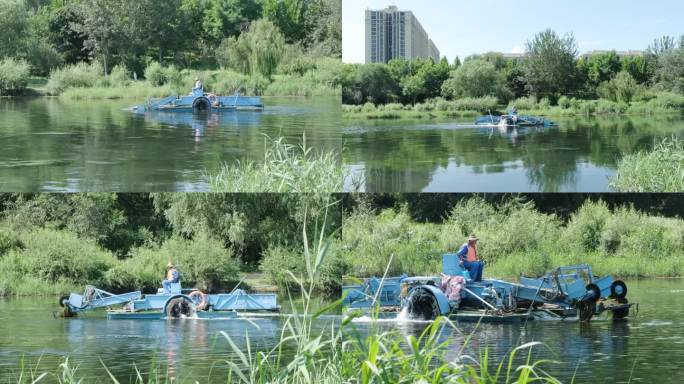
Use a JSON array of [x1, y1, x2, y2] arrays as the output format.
[[365, 6, 440, 64]]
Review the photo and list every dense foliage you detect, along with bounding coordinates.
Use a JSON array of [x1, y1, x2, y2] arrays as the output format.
[[340, 196, 684, 282], [0, 193, 342, 296], [0, 57, 30, 95], [0, 0, 341, 96], [343, 29, 684, 112], [0, 0, 340, 73]]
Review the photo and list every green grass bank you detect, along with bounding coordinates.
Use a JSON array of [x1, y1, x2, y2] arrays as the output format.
[[343, 93, 684, 120]]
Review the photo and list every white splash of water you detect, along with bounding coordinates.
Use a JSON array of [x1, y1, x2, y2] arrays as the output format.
[[347, 307, 431, 324]]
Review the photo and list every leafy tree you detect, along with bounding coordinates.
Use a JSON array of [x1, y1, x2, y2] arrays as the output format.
[[441, 59, 499, 99], [38, 4, 89, 64], [386, 58, 412, 83], [656, 45, 684, 94], [343, 64, 398, 105], [647, 35, 677, 57], [263, 0, 307, 43], [71, 0, 130, 74], [131, 0, 184, 64], [304, 0, 341, 57], [523, 29, 579, 101], [0, 0, 29, 58], [597, 71, 641, 103], [504, 63, 527, 99], [585, 51, 622, 87], [401, 74, 426, 105], [202, 0, 262, 45], [621, 55, 655, 85]]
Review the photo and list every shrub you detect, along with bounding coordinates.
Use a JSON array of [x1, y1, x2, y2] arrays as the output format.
[[109, 65, 130, 87], [260, 241, 344, 294], [597, 71, 642, 103], [0, 58, 30, 95], [163, 64, 183, 89], [0, 228, 116, 286], [246, 74, 269, 95], [651, 92, 684, 110], [144, 61, 166, 86], [24, 39, 63, 76], [212, 71, 249, 94], [509, 96, 537, 110], [0, 227, 21, 256], [362, 102, 376, 112], [563, 200, 612, 252], [46, 62, 103, 95], [451, 96, 498, 112], [106, 233, 239, 293], [558, 95, 571, 109]]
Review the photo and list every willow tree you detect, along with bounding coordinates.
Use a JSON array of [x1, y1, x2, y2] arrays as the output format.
[[217, 18, 285, 79], [246, 19, 285, 79]]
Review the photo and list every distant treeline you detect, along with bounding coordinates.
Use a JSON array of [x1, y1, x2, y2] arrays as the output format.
[[342, 29, 684, 107], [343, 193, 684, 223]]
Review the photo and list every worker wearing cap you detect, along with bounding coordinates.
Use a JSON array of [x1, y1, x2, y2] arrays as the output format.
[[192, 77, 203, 94], [162, 262, 180, 293], [456, 234, 484, 282]]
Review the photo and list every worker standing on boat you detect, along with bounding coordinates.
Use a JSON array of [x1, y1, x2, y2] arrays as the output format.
[[456, 234, 484, 282], [162, 262, 180, 293], [510, 105, 518, 125]]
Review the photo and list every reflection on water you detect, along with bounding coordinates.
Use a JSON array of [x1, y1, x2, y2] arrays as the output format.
[[0, 298, 330, 383], [138, 109, 264, 142], [343, 115, 684, 192], [0, 97, 341, 192]]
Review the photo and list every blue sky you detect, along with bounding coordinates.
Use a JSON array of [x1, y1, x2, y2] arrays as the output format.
[[342, 0, 684, 63]]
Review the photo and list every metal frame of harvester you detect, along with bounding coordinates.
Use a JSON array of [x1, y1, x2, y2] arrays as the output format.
[[59, 284, 280, 320], [343, 254, 634, 322], [132, 90, 264, 113]]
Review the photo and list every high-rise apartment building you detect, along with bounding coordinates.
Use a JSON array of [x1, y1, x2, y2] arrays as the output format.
[[365, 6, 440, 64]]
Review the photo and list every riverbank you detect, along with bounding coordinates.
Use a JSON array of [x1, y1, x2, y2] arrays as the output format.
[[343, 93, 684, 120], [3, 58, 341, 99], [341, 197, 684, 282]]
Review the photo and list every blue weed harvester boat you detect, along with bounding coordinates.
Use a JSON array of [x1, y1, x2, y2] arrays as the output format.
[[475, 108, 555, 128], [343, 254, 634, 322], [132, 89, 263, 113], [59, 282, 279, 320]]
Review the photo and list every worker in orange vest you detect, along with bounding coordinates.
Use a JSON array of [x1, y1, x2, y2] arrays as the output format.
[[456, 234, 484, 282]]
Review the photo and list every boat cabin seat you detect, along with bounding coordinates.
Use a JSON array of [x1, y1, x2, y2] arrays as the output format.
[[442, 253, 472, 281], [157, 282, 182, 294]]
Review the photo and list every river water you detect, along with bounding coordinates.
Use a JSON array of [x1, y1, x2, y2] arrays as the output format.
[[0, 296, 337, 383], [0, 97, 341, 192], [1, 280, 682, 383], [343, 115, 684, 192]]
